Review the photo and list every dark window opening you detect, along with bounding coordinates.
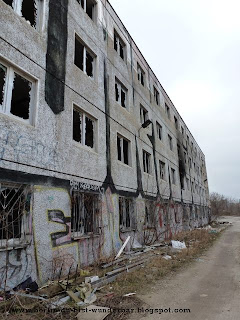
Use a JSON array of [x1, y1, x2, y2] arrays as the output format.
[[119, 41, 124, 60], [171, 168, 176, 185], [168, 134, 173, 151], [125, 200, 131, 228], [144, 201, 155, 227], [159, 161, 165, 180], [3, 0, 13, 8], [86, 0, 94, 19], [174, 116, 178, 129], [10, 73, 31, 120], [71, 192, 99, 236], [0, 64, 6, 105], [143, 150, 150, 173], [85, 116, 94, 148], [73, 109, 82, 143], [80, 0, 84, 9], [86, 51, 93, 77], [115, 83, 119, 101], [117, 136, 121, 161], [154, 86, 159, 105], [74, 37, 84, 71], [140, 106, 148, 124], [121, 89, 126, 108], [123, 138, 129, 165], [114, 33, 118, 51], [21, 0, 36, 27], [156, 121, 162, 140]]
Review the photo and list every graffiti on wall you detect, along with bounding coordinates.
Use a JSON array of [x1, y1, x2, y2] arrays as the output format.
[[0, 248, 32, 290], [0, 126, 59, 167], [70, 180, 104, 194], [48, 210, 71, 247]]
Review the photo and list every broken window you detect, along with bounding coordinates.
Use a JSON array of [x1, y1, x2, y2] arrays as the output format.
[[0, 183, 30, 248], [0, 62, 34, 124], [153, 86, 159, 105], [165, 103, 170, 119], [171, 168, 176, 185], [156, 121, 162, 140], [168, 134, 173, 151], [73, 106, 96, 149], [119, 197, 135, 231], [137, 63, 145, 86], [75, 35, 95, 78], [115, 79, 127, 108], [71, 191, 100, 237], [78, 0, 96, 20], [143, 150, 151, 174], [117, 135, 130, 165], [2, 0, 43, 30], [140, 105, 148, 124], [114, 31, 126, 60], [159, 161, 166, 180]]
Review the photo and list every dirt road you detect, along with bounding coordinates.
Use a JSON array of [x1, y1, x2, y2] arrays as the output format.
[[130, 216, 240, 320]]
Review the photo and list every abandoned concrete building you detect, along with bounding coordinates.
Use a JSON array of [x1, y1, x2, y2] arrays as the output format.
[[0, 0, 210, 290]]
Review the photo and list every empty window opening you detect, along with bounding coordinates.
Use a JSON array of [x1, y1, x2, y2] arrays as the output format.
[[0, 62, 34, 124], [181, 126, 184, 135], [119, 197, 135, 231], [0, 183, 30, 247], [73, 107, 96, 149], [143, 150, 151, 174], [189, 157, 192, 168], [71, 191, 100, 237], [174, 116, 178, 129], [140, 105, 148, 124], [159, 160, 166, 180], [74, 36, 95, 78], [11, 73, 31, 120], [153, 86, 159, 105], [114, 31, 126, 60], [171, 168, 176, 185], [137, 63, 145, 86], [117, 135, 130, 165], [165, 103, 170, 119], [156, 121, 162, 140], [115, 79, 127, 108], [21, 0, 37, 27], [168, 134, 173, 151]]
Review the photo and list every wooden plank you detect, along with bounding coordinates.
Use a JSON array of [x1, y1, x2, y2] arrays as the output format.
[[66, 290, 81, 303]]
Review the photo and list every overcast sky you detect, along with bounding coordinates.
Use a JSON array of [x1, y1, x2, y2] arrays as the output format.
[[109, 0, 240, 200]]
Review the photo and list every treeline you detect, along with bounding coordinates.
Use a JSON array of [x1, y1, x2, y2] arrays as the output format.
[[210, 192, 240, 217]]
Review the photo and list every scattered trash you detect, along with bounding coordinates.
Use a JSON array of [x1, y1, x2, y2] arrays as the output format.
[[163, 255, 172, 260], [85, 276, 99, 283], [171, 240, 186, 250], [132, 238, 142, 249], [13, 277, 38, 293], [115, 236, 131, 259], [123, 292, 136, 297]]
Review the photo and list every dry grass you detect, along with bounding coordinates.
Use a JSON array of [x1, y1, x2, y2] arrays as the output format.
[[0, 228, 222, 320]]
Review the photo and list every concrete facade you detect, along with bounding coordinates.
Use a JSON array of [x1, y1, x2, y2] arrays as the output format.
[[0, 0, 210, 290]]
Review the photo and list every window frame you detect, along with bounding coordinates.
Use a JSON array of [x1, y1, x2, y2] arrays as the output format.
[[159, 160, 166, 181], [117, 134, 131, 166], [78, 0, 96, 21], [3, 0, 44, 31], [140, 104, 148, 124], [153, 86, 159, 105], [156, 121, 162, 140], [74, 34, 96, 79], [137, 63, 145, 86], [165, 103, 170, 119], [0, 61, 36, 125], [119, 196, 136, 232], [72, 105, 97, 151], [71, 190, 100, 239], [114, 30, 126, 61], [143, 150, 151, 174], [115, 78, 128, 109]]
